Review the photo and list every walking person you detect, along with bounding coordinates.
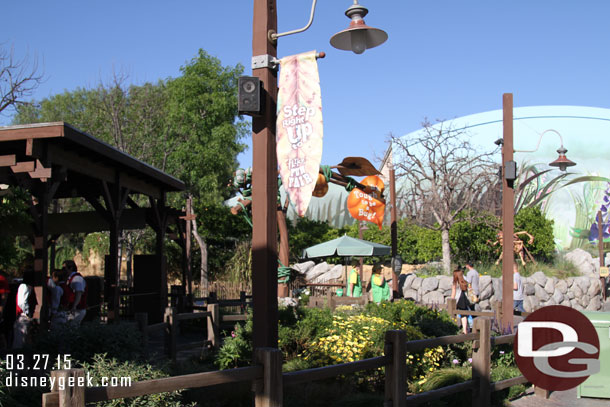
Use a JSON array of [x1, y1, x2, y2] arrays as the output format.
[[513, 263, 525, 313], [451, 267, 472, 334], [13, 269, 38, 349], [464, 261, 480, 328], [47, 269, 67, 330], [62, 260, 87, 325]]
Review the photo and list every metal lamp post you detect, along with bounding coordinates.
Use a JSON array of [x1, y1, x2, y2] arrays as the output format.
[[500, 93, 576, 332], [251, 0, 387, 349]]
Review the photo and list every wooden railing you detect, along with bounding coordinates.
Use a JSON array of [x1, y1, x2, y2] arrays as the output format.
[[41, 317, 528, 407], [308, 290, 369, 310], [444, 298, 531, 328]]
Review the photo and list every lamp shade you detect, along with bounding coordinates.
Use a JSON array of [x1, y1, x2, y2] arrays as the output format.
[[549, 147, 576, 171], [330, 1, 388, 54]]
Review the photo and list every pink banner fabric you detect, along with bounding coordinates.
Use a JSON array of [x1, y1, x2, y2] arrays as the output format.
[[276, 50, 323, 217]]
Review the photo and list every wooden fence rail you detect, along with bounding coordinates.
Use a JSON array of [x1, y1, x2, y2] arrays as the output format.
[[134, 302, 249, 361], [41, 316, 529, 407]]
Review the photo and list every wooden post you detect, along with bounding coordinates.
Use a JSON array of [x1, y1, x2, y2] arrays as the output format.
[[598, 211, 607, 301], [492, 300, 503, 332], [135, 312, 148, 355], [384, 330, 407, 407], [471, 318, 491, 407], [446, 297, 456, 321], [251, 0, 279, 350], [254, 348, 283, 407], [165, 306, 177, 361], [207, 303, 219, 348], [534, 386, 550, 399], [501, 93, 515, 333], [240, 291, 247, 313], [42, 370, 61, 406], [58, 369, 86, 407]]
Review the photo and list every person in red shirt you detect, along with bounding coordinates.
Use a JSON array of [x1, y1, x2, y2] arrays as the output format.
[[62, 260, 87, 325]]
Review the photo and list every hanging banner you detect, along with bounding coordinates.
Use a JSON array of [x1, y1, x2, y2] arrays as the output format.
[[276, 50, 323, 217], [347, 175, 386, 229]]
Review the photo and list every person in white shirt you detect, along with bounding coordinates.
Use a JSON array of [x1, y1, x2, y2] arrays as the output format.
[[13, 270, 37, 348]]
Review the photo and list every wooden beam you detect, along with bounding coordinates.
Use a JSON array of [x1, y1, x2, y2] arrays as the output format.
[[25, 138, 33, 155], [48, 144, 162, 199], [0, 155, 16, 166], [11, 161, 35, 173], [3, 209, 148, 236], [0, 123, 64, 141]]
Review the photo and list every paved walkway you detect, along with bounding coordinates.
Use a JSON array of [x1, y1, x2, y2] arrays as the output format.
[[510, 387, 609, 407]]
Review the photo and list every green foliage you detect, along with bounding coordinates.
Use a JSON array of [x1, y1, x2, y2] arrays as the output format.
[[346, 219, 442, 264], [81, 354, 193, 407], [449, 214, 498, 264], [82, 232, 110, 263], [491, 345, 515, 368], [0, 359, 44, 407], [364, 301, 458, 339], [32, 321, 144, 364], [278, 306, 333, 360], [288, 218, 348, 262], [194, 203, 252, 280], [0, 188, 33, 274], [165, 49, 247, 205], [215, 316, 253, 370], [514, 207, 555, 261]]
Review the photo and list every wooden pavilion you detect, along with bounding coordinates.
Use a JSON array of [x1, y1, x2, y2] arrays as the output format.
[[0, 122, 186, 324]]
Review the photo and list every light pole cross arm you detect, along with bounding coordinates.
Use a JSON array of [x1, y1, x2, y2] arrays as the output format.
[[514, 129, 565, 153], [269, 0, 319, 42]]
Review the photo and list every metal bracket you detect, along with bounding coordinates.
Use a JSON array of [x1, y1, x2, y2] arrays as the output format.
[[252, 54, 280, 70]]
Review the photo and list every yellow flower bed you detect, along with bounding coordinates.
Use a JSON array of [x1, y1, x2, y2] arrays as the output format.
[[301, 314, 391, 365]]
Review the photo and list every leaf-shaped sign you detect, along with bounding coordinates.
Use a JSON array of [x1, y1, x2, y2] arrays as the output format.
[[335, 157, 381, 177], [346, 175, 386, 230], [276, 51, 324, 217]]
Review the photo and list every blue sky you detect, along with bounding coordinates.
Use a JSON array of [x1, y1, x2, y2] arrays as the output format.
[[3, 1, 610, 170]]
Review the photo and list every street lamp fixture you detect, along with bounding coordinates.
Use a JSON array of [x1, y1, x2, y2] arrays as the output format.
[[514, 129, 576, 171], [330, 0, 388, 54], [269, 0, 387, 55]]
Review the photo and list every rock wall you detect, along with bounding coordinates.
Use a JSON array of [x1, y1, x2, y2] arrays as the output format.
[[400, 271, 604, 312]]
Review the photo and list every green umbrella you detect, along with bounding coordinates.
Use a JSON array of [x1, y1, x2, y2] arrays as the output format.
[[302, 235, 391, 258]]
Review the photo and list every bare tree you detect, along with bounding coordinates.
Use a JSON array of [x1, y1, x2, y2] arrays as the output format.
[[392, 120, 499, 273], [0, 44, 44, 115]]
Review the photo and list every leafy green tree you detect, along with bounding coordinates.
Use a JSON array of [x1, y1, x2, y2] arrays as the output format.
[[164, 50, 247, 205], [449, 213, 498, 264], [514, 206, 555, 261], [288, 218, 348, 262]]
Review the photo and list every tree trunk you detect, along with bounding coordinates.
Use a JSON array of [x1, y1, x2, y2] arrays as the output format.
[[441, 227, 452, 273], [191, 218, 208, 297]]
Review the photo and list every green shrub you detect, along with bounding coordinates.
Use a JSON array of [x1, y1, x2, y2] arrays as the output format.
[[215, 316, 253, 370], [450, 215, 498, 264], [81, 354, 194, 407], [0, 359, 44, 407], [31, 321, 144, 364], [514, 206, 555, 262], [364, 301, 458, 339]]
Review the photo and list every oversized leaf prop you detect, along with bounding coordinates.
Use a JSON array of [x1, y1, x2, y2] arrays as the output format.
[[276, 51, 323, 216], [335, 157, 381, 177]]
